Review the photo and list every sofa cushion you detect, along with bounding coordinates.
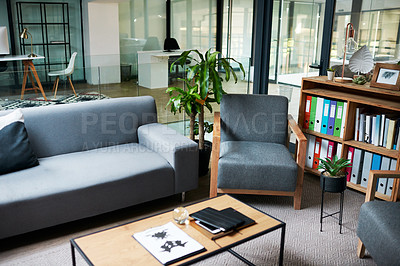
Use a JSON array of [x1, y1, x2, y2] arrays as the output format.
[[217, 141, 298, 191], [0, 143, 175, 238], [357, 201, 400, 265], [0, 109, 38, 175]]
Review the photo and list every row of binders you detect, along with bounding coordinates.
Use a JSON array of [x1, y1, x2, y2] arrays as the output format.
[[303, 96, 347, 137], [305, 134, 396, 196], [305, 135, 342, 170], [345, 148, 397, 196], [354, 108, 400, 150]]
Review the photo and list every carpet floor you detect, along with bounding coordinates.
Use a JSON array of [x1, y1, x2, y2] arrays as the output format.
[[0, 173, 376, 265]]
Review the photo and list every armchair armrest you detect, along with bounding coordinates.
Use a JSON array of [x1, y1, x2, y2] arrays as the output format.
[[364, 170, 400, 203], [209, 112, 220, 198], [357, 170, 400, 258], [138, 123, 199, 194], [288, 114, 307, 169]]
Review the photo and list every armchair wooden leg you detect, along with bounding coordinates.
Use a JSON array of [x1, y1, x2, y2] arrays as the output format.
[[357, 239, 366, 258], [293, 168, 304, 210]]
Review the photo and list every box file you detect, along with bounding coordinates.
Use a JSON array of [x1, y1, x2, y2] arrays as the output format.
[[309, 96, 317, 131], [327, 101, 336, 135], [350, 149, 364, 184], [334, 101, 344, 137], [321, 99, 330, 134], [377, 156, 391, 194], [360, 151, 373, 188], [314, 97, 324, 132]]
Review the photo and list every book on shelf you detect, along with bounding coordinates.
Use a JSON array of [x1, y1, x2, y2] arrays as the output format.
[[345, 147, 354, 181], [385, 159, 397, 196], [377, 156, 391, 194], [360, 151, 373, 188], [313, 137, 322, 169], [321, 99, 330, 134], [303, 95, 312, 129], [314, 97, 324, 132], [333, 101, 344, 137], [305, 134, 316, 168], [350, 148, 364, 184], [383, 118, 390, 148], [327, 100, 337, 136], [132, 222, 206, 265], [354, 108, 360, 141], [365, 115, 372, 144], [309, 96, 317, 131], [379, 114, 386, 147], [359, 114, 366, 142]]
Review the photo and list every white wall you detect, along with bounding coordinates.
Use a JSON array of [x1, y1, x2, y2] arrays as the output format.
[[84, 1, 121, 85]]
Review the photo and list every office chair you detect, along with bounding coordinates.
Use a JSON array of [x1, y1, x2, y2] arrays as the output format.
[[142, 37, 161, 51], [48, 52, 77, 99], [163, 37, 189, 83]]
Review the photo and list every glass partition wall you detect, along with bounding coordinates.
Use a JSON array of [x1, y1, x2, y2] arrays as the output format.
[[330, 0, 400, 67]]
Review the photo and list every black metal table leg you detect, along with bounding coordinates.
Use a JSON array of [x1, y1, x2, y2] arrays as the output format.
[[320, 179, 325, 232], [71, 241, 76, 266], [228, 249, 256, 266], [279, 223, 286, 266], [339, 191, 344, 234]]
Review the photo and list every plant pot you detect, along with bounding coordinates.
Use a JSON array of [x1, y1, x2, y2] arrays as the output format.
[[320, 172, 347, 193], [195, 140, 212, 177], [327, 71, 335, 81]]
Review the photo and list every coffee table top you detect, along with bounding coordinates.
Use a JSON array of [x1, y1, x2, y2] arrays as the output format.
[[71, 195, 284, 265]]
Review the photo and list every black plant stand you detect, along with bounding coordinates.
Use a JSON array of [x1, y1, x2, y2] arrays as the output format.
[[320, 175, 346, 234]]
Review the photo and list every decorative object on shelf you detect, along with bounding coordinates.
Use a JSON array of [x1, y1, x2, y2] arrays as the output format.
[[352, 76, 367, 85], [370, 63, 400, 91], [318, 155, 351, 234], [172, 207, 189, 224], [327, 67, 335, 81], [349, 45, 374, 75], [335, 23, 357, 83], [19, 28, 36, 58]]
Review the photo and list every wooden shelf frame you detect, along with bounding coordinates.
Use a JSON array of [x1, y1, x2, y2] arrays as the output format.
[[299, 76, 400, 201]]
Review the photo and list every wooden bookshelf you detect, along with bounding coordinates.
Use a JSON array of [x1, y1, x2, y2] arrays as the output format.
[[299, 76, 400, 201]]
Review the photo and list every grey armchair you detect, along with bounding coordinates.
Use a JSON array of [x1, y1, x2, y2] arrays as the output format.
[[209, 94, 307, 210], [357, 170, 400, 265]]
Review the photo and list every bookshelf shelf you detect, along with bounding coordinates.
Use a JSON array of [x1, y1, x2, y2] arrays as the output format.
[[299, 76, 400, 201]]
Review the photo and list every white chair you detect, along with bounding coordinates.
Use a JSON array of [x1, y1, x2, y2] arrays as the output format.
[[48, 52, 77, 99]]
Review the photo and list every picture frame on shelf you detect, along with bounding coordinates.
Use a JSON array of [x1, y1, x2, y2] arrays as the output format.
[[370, 63, 400, 91]]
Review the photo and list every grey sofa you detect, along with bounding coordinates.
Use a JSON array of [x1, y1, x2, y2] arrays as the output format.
[[357, 170, 400, 265], [0, 96, 198, 239]]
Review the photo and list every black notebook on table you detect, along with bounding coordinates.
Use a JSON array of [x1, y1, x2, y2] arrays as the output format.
[[190, 207, 255, 232]]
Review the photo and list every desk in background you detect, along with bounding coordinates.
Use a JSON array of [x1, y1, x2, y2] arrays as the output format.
[[0, 55, 47, 100], [137, 50, 185, 89]]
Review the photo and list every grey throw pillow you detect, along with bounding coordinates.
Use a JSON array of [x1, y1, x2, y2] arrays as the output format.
[[0, 109, 39, 175]]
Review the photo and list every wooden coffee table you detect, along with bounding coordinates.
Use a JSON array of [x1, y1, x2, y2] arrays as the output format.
[[70, 195, 285, 265]]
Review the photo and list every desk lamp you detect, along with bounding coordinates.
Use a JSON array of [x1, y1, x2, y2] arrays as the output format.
[[335, 23, 357, 83], [20, 28, 37, 58]]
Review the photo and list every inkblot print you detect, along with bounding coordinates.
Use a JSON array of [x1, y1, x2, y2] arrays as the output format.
[[151, 230, 168, 240], [160, 240, 187, 253]]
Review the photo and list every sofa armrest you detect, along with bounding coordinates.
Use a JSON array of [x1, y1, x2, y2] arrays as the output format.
[[138, 123, 199, 194]]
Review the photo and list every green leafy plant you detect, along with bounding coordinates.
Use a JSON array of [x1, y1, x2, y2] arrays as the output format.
[[194, 121, 213, 136], [317, 156, 352, 177], [327, 67, 335, 72], [166, 49, 245, 150], [352, 75, 367, 85]]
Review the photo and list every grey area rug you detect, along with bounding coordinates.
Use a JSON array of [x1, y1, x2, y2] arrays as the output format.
[[0, 92, 109, 111], [0, 174, 376, 265]]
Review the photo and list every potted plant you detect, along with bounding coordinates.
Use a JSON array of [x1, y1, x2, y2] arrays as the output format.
[[327, 67, 335, 81], [166, 49, 245, 175], [317, 156, 352, 193], [194, 121, 213, 176]]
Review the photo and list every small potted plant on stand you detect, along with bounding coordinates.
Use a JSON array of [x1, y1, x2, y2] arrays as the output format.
[[327, 67, 335, 81], [317, 156, 352, 193]]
